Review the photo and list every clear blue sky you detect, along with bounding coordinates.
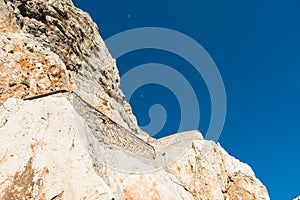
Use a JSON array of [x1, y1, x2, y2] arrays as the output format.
[[73, 1, 300, 199]]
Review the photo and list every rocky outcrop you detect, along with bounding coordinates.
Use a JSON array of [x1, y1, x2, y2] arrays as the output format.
[[0, 96, 269, 199], [293, 196, 300, 200], [0, 0, 142, 136], [0, 0, 270, 199]]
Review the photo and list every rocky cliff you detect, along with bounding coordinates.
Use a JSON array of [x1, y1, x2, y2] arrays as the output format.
[[0, 0, 270, 199]]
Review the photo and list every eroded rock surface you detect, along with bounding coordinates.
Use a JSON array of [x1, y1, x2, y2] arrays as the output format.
[[0, 0, 271, 199], [0, 0, 142, 136], [0, 97, 269, 199]]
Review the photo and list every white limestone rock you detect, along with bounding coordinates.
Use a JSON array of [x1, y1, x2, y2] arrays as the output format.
[[0, 0, 271, 199], [0, 96, 269, 199]]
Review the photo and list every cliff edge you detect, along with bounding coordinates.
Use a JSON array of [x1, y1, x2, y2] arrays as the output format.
[[0, 0, 269, 199]]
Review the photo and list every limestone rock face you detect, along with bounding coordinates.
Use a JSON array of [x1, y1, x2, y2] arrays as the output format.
[[0, 0, 141, 136], [0, 0, 271, 199], [0, 97, 269, 200]]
